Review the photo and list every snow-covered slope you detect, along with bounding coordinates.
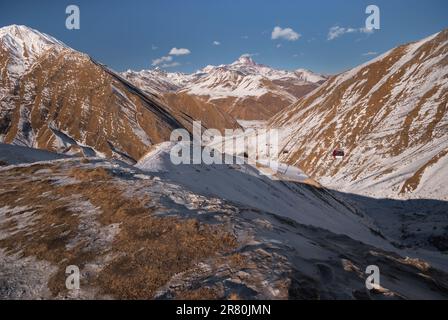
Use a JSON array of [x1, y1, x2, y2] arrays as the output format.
[[122, 69, 242, 132], [270, 29, 448, 201], [0, 25, 67, 79], [184, 55, 326, 99], [121, 68, 196, 96], [1, 151, 447, 299], [136, 142, 448, 269], [123, 55, 327, 120], [136, 143, 390, 250], [0, 143, 70, 165]]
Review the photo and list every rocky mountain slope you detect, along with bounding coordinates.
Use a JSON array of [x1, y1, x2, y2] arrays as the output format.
[[123, 55, 326, 120], [0, 25, 240, 163], [0, 25, 189, 163], [270, 29, 448, 200], [1, 143, 447, 299]]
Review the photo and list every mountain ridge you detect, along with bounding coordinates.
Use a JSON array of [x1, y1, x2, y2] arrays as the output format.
[[269, 29, 448, 200], [123, 54, 327, 120], [0, 24, 241, 162]]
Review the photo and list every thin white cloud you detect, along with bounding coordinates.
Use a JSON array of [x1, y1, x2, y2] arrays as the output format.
[[169, 47, 191, 55], [327, 26, 356, 40], [271, 26, 301, 41], [213, 41, 221, 46], [360, 27, 375, 35], [160, 62, 181, 68], [362, 51, 378, 56], [152, 55, 172, 66], [276, 43, 282, 48], [240, 53, 259, 58], [241, 35, 249, 39], [327, 25, 375, 40], [151, 45, 158, 50], [153, 47, 190, 68]]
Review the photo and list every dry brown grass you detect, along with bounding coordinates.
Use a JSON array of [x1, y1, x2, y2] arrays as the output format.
[[0, 162, 239, 299], [175, 287, 222, 300], [228, 292, 241, 300], [97, 217, 236, 299], [68, 167, 111, 181], [80, 157, 90, 164], [400, 148, 448, 194]]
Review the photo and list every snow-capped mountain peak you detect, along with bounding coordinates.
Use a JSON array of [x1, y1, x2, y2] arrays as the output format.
[[232, 54, 257, 66], [201, 64, 218, 73], [0, 24, 67, 78], [294, 68, 327, 84], [122, 54, 328, 120], [0, 24, 66, 57]]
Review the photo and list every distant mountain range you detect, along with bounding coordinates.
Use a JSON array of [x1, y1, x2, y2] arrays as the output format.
[[123, 54, 327, 120], [0, 25, 240, 163]]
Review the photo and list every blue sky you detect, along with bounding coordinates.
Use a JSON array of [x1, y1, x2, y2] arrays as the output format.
[[1, 0, 447, 74]]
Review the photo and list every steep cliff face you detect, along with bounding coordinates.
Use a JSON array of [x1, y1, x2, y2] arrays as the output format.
[[270, 30, 448, 199], [0, 25, 188, 163]]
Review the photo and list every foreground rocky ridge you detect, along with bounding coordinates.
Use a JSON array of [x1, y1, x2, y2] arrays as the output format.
[[1, 146, 447, 299]]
